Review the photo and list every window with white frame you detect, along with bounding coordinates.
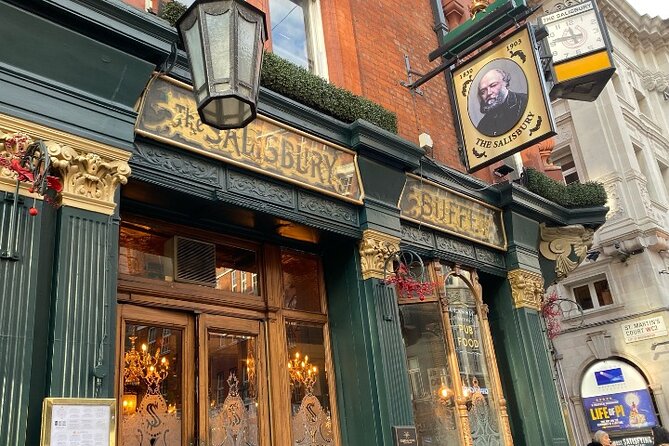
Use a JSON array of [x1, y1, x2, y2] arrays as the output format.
[[241, 272, 247, 292], [269, 0, 328, 77], [570, 277, 613, 311], [551, 148, 580, 185], [231, 270, 238, 292]]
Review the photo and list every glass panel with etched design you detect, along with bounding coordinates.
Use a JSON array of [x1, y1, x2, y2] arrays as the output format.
[[399, 302, 459, 446], [286, 321, 334, 445], [445, 273, 502, 445], [122, 323, 182, 446], [206, 331, 259, 445]]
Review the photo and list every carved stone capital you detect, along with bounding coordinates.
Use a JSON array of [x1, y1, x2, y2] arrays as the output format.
[[539, 223, 594, 280], [507, 269, 544, 311], [358, 229, 400, 280], [0, 114, 131, 215]]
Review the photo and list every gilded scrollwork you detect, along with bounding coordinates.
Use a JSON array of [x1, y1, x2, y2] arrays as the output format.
[[358, 229, 399, 280], [539, 223, 594, 280], [0, 117, 131, 215], [507, 269, 544, 311], [48, 141, 130, 205]]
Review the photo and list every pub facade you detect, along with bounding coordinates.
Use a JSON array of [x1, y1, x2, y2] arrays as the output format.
[[0, 0, 607, 445]]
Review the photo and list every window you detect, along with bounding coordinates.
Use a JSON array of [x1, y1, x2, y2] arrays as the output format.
[[552, 150, 580, 184], [634, 87, 653, 119], [252, 273, 258, 295], [659, 160, 669, 202], [231, 270, 238, 292], [269, 0, 327, 76], [571, 278, 613, 311], [241, 272, 247, 292]]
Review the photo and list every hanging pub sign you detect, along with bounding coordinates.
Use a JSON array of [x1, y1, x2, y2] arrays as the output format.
[[450, 25, 556, 173], [539, 0, 616, 101]]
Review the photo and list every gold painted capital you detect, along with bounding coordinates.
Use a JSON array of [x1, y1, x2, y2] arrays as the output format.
[[0, 114, 131, 215], [358, 229, 400, 280], [507, 269, 544, 311], [539, 223, 594, 280]]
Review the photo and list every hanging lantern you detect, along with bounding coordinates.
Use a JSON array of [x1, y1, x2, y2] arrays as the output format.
[[177, 0, 267, 130]]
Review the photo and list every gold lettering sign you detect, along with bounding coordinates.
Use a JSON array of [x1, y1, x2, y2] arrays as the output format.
[[136, 76, 362, 203], [451, 26, 556, 172], [399, 175, 506, 250]]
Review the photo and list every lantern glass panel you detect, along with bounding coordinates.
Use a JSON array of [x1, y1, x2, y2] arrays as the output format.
[[237, 14, 257, 86], [201, 96, 251, 128], [182, 18, 206, 92], [204, 10, 232, 81]]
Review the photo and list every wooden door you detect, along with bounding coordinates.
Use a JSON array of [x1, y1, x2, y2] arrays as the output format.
[[118, 306, 268, 446]]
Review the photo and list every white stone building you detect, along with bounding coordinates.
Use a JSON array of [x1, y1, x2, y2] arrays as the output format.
[[531, 0, 669, 444]]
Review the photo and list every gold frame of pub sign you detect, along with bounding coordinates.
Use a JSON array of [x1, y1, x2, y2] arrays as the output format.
[[449, 25, 556, 173]]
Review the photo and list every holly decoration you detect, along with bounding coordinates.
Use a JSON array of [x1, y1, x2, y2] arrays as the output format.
[[384, 263, 437, 301], [0, 133, 63, 216], [541, 290, 562, 339]]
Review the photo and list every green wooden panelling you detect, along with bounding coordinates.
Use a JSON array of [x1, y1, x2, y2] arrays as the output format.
[[48, 206, 118, 398], [0, 1, 154, 149], [373, 282, 414, 425], [0, 2, 152, 108], [483, 275, 569, 446], [324, 240, 414, 446], [0, 196, 56, 446]]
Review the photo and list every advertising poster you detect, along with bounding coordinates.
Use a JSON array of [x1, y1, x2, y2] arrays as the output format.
[[583, 390, 657, 432], [450, 25, 555, 172]]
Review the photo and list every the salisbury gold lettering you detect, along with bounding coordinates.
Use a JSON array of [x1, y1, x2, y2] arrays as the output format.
[[136, 76, 362, 201]]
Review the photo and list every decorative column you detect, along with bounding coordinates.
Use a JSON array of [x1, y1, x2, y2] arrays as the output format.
[[0, 114, 131, 445], [358, 228, 399, 280], [493, 267, 570, 445]]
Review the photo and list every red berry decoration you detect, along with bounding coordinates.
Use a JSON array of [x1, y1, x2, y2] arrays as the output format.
[[29, 207, 38, 216]]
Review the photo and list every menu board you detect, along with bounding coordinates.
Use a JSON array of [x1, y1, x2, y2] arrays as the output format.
[[41, 398, 116, 446]]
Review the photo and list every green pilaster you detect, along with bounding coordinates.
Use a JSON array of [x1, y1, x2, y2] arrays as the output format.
[[0, 195, 56, 446], [483, 209, 569, 446], [47, 205, 119, 398], [324, 241, 412, 446]]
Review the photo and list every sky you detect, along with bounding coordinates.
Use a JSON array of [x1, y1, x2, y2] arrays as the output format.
[[623, 0, 669, 18]]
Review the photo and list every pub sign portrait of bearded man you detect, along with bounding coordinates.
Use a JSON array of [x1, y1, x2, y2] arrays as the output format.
[[471, 63, 528, 137], [452, 26, 556, 172]]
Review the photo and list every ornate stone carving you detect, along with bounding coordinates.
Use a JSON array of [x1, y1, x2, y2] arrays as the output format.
[[475, 247, 505, 268], [0, 119, 131, 215], [298, 191, 358, 226], [640, 69, 669, 95], [134, 143, 218, 185], [401, 224, 434, 248], [507, 269, 544, 311], [603, 181, 624, 221], [436, 235, 475, 257], [229, 171, 294, 207], [539, 223, 594, 280], [359, 229, 399, 280]]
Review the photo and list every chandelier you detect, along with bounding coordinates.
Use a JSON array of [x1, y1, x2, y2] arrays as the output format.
[[124, 336, 170, 394], [287, 352, 318, 394]]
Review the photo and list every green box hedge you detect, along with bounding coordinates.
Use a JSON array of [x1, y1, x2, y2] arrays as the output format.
[[524, 168, 607, 208], [260, 52, 398, 134]]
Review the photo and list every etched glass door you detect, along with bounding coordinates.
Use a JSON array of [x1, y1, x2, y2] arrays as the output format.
[[119, 307, 265, 446], [199, 315, 265, 446]]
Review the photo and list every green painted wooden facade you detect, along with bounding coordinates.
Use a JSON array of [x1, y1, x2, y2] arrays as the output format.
[[0, 1, 608, 445]]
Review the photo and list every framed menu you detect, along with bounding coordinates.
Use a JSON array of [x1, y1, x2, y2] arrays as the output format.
[[41, 398, 116, 446]]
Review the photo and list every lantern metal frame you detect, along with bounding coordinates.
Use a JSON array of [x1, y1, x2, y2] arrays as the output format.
[[176, 0, 267, 130]]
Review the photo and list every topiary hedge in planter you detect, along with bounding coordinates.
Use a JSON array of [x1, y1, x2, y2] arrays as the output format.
[[159, 5, 398, 133], [260, 52, 398, 134], [523, 168, 607, 208]]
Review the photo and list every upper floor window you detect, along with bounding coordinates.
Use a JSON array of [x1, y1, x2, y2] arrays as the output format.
[[552, 150, 580, 185], [571, 277, 613, 311], [269, 0, 328, 76]]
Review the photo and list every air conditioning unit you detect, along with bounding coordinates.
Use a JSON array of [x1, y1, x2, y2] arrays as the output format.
[[165, 236, 217, 287]]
